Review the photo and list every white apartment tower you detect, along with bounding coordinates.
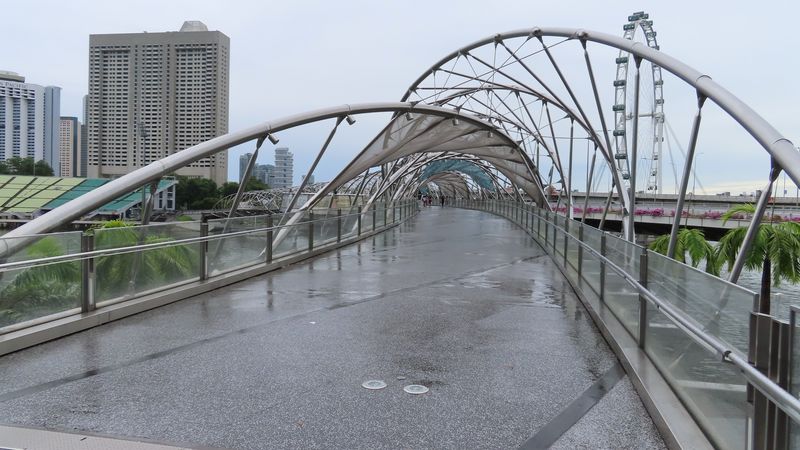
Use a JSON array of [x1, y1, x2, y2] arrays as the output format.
[[87, 21, 230, 184], [0, 71, 61, 168], [273, 147, 293, 189]]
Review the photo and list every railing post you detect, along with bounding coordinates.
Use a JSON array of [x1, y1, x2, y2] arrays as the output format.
[[384, 205, 388, 227], [751, 312, 772, 450], [336, 209, 342, 243], [600, 234, 607, 303], [308, 212, 314, 252], [372, 205, 377, 232], [357, 206, 362, 236], [80, 232, 95, 313], [266, 215, 273, 263], [638, 248, 648, 349], [578, 224, 584, 279], [563, 218, 569, 267], [537, 208, 542, 237], [199, 220, 209, 280], [544, 210, 550, 249]]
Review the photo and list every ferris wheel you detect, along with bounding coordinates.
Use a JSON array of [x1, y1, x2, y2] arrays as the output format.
[[612, 11, 666, 196]]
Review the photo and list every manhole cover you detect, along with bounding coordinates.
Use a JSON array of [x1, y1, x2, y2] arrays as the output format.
[[403, 384, 429, 395], [362, 380, 387, 390]]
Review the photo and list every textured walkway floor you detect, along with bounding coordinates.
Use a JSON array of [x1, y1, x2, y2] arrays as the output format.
[[0, 208, 664, 449]]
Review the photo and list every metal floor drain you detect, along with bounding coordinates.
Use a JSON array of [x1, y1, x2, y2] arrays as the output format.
[[403, 384, 429, 394], [362, 380, 387, 390]]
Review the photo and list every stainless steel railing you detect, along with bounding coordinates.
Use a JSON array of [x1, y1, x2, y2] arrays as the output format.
[[457, 198, 798, 450]]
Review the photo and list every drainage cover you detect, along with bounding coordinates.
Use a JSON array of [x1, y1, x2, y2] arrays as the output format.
[[362, 380, 387, 390], [403, 384, 429, 395]]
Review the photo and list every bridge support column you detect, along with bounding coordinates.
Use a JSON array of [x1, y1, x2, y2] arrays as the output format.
[[372, 206, 377, 232], [80, 233, 95, 313]]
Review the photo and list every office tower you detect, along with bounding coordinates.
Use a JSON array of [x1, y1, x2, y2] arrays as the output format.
[[80, 95, 88, 177], [273, 147, 293, 189], [0, 71, 61, 166], [43, 86, 61, 173], [239, 153, 252, 182], [87, 21, 230, 184], [240, 152, 274, 187], [59, 117, 82, 177], [301, 174, 314, 185]]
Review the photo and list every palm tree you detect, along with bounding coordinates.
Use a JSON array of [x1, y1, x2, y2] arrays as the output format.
[[649, 227, 720, 275], [93, 220, 198, 298], [717, 204, 800, 314], [0, 236, 81, 326]]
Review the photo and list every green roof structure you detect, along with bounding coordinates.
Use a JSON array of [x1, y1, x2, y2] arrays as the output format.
[[0, 176, 176, 218]]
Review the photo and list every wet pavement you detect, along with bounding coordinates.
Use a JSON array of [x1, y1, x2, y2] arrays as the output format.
[[0, 207, 665, 449]]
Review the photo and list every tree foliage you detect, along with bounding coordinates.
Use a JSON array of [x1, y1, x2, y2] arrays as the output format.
[[175, 176, 269, 210], [649, 228, 720, 275], [0, 157, 54, 176]]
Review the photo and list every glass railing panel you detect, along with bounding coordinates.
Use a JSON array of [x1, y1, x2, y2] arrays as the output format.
[[645, 304, 747, 450], [0, 231, 83, 328], [605, 233, 641, 276], [207, 216, 269, 275], [94, 222, 201, 303], [647, 251, 755, 355], [273, 222, 309, 259], [603, 269, 640, 339]]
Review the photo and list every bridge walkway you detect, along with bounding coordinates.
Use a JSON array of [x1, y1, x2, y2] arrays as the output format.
[[0, 207, 664, 449]]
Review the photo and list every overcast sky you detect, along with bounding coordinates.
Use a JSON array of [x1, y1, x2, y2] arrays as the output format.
[[4, 0, 798, 195]]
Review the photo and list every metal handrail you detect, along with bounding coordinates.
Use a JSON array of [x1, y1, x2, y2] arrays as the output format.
[[0, 206, 400, 273], [478, 200, 800, 426]]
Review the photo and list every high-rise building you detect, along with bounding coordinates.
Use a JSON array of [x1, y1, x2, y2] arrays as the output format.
[[239, 152, 274, 187], [0, 71, 61, 167], [59, 117, 82, 177], [301, 174, 314, 185], [79, 95, 88, 177], [43, 86, 61, 172], [87, 21, 230, 184], [273, 147, 293, 189]]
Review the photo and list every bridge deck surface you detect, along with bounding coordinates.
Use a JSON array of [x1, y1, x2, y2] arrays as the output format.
[[0, 208, 664, 449]]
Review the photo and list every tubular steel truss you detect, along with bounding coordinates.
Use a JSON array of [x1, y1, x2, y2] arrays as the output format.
[[3, 26, 799, 263]]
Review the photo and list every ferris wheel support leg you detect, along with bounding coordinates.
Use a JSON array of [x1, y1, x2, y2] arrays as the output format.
[[627, 57, 643, 241], [667, 94, 706, 258]]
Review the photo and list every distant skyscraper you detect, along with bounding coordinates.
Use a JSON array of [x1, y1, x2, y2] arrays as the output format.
[[273, 147, 293, 188], [0, 71, 60, 167], [43, 86, 61, 172], [301, 174, 314, 185], [80, 95, 88, 177], [87, 21, 230, 184], [239, 152, 274, 187], [59, 117, 82, 177]]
